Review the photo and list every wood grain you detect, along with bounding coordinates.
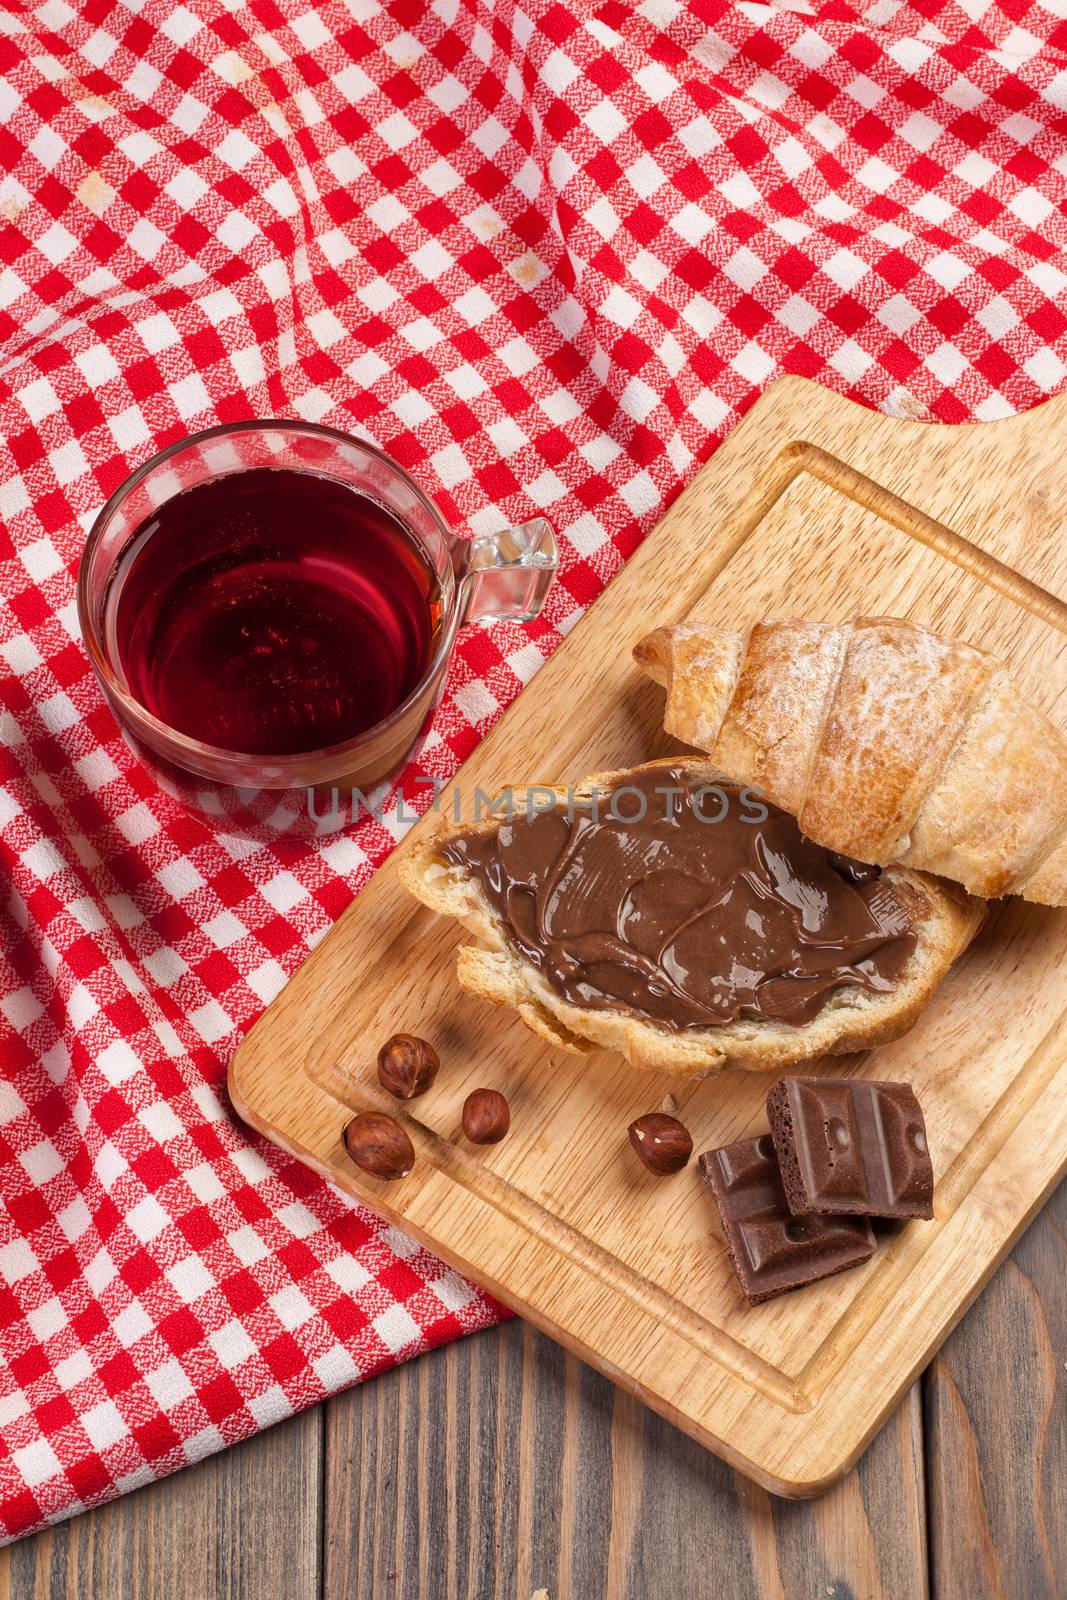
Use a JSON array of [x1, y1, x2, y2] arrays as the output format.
[[3, 1180, 1063, 1597], [0, 1409, 321, 1600], [321, 1320, 927, 1600], [229, 376, 1067, 1493], [926, 1179, 1066, 1600]]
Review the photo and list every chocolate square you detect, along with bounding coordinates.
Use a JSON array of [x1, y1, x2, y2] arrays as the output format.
[[767, 1077, 933, 1220], [699, 1136, 876, 1306]]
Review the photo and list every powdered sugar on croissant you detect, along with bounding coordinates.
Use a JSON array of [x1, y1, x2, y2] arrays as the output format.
[[634, 616, 1067, 905]]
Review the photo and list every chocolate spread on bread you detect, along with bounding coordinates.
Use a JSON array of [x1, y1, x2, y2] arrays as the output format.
[[439, 766, 918, 1031]]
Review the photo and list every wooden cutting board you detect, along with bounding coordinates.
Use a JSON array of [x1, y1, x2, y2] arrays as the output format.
[[229, 377, 1067, 1496]]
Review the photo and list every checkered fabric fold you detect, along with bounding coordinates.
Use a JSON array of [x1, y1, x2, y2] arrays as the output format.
[[1, 0, 1066, 1543]]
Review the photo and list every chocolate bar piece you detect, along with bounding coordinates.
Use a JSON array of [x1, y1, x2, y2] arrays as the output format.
[[767, 1077, 934, 1220], [699, 1137, 876, 1305]]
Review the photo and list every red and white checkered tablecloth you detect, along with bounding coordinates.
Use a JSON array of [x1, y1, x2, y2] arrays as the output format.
[[1, 0, 1066, 1544]]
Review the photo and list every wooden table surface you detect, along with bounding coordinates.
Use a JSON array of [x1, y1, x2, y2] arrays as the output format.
[[0, 1178, 1061, 1600]]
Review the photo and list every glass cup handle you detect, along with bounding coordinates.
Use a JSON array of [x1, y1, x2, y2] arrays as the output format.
[[453, 518, 558, 625]]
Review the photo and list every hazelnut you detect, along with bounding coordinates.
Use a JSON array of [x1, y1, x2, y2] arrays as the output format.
[[343, 1112, 415, 1180], [628, 1113, 692, 1176], [377, 1033, 440, 1100], [462, 1088, 510, 1144]]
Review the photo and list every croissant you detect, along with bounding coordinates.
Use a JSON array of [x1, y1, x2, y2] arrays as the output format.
[[634, 616, 1067, 906], [399, 760, 983, 1075]]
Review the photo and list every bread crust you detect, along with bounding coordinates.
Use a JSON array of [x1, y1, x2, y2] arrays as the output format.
[[634, 618, 1067, 906], [397, 760, 985, 1077]]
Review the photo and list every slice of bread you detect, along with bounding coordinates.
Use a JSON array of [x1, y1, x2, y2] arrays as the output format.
[[398, 761, 985, 1076]]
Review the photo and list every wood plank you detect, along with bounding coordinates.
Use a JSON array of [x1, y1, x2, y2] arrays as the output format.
[[0, 1408, 322, 1600], [926, 1177, 1066, 1600], [231, 375, 1067, 1493], [3, 1179, 1060, 1597], [322, 1319, 927, 1600]]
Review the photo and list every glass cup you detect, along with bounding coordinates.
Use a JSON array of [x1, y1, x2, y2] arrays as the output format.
[[77, 420, 557, 836]]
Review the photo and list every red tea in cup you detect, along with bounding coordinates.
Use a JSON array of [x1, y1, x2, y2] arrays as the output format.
[[106, 466, 445, 757], [80, 420, 557, 833]]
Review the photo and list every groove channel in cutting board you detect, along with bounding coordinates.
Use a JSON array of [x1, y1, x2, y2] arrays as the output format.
[[230, 378, 1067, 1495]]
